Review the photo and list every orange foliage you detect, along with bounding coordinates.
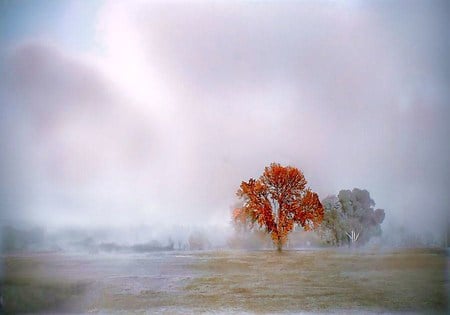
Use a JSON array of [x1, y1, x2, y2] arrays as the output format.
[[232, 207, 249, 228], [234, 163, 324, 251]]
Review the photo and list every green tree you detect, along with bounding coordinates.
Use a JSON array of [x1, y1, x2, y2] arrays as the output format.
[[319, 188, 385, 246], [318, 196, 347, 246]]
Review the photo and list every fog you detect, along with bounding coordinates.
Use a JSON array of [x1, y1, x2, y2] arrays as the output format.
[[0, 1, 449, 246]]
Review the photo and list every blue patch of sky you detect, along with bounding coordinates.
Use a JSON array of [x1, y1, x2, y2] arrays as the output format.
[[0, 0, 103, 53]]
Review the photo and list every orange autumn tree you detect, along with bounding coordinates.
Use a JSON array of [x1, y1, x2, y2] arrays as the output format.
[[234, 163, 324, 251]]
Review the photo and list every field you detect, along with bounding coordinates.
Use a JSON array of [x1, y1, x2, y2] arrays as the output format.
[[1, 248, 448, 314]]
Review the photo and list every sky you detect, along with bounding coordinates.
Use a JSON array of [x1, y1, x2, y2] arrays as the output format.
[[0, 0, 449, 237]]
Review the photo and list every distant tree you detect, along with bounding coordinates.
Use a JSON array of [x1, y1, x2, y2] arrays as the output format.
[[318, 188, 385, 246], [1, 226, 46, 252], [188, 231, 210, 250], [234, 163, 324, 251]]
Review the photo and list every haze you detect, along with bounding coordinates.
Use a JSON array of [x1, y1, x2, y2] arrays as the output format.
[[0, 0, 449, 239]]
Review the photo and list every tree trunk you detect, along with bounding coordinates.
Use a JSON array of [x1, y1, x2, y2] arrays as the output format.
[[277, 238, 283, 252], [277, 200, 283, 252]]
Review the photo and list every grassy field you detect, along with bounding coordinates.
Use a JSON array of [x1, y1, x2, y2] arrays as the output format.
[[1, 248, 448, 313]]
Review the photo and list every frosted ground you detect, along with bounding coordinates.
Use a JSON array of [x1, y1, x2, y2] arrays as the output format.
[[1, 248, 448, 314]]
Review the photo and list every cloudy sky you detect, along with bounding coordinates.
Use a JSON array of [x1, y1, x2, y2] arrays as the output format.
[[0, 1, 449, 235]]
